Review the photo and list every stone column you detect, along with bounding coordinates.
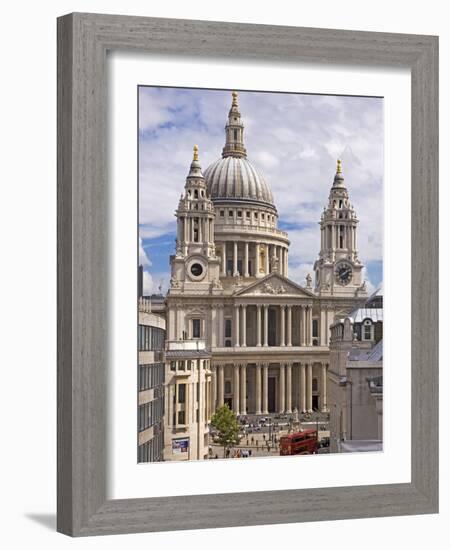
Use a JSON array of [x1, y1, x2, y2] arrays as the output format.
[[244, 242, 249, 277], [300, 363, 306, 412], [279, 364, 285, 413], [218, 305, 224, 347], [233, 241, 238, 276], [211, 365, 217, 412], [300, 306, 306, 346], [262, 363, 269, 414], [218, 365, 224, 406], [286, 363, 292, 413], [255, 364, 262, 414], [320, 308, 327, 346], [263, 305, 269, 347], [233, 366, 240, 415], [234, 305, 240, 347], [307, 307, 313, 346], [210, 305, 216, 348], [321, 362, 328, 412], [240, 364, 247, 414], [280, 305, 286, 346], [221, 242, 227, 276], [256, 305, 262, 347], [241, 305, 247, 347], [255, 243, 260, 276], [287, 305, 292, 346], [285, 249, 289, 277], [306, 363, 313, 412], [265, 245, 270, 274]]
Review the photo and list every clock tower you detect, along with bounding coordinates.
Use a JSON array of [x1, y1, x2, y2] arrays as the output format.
[[314, 160, 367, 297], [169, 145, 220, 292]]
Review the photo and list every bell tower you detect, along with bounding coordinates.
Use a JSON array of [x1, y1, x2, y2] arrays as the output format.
[[169, 146, 220, 291], [314, 160, 367, 297]]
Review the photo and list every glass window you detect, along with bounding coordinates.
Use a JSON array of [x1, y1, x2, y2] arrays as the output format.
[[229, 210, 233, 217], [237, 210, 242, 217], [312, 319, 318, 338], [225, 380, 232, 394], [178, 384, 186, 404], [225, 318, 232, 338], [363, 320, 373, 341], [246, 211, 250, 218], [220, 210, 224, 217], [192, 318, 201, 338], [178, 410, 185, 425]]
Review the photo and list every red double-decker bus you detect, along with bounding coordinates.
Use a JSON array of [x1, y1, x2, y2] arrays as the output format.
[[279, 429, 318, 456]]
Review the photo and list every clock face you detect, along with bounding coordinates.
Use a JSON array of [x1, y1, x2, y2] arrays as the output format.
[[190, 263, 204, 277], [335, 262, 353, 285]]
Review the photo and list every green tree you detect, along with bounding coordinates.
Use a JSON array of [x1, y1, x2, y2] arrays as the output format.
[[210, 404, 240, 457]]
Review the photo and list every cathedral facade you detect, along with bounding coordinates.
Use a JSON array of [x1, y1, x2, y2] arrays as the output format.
[[163, 92, 368, 460]]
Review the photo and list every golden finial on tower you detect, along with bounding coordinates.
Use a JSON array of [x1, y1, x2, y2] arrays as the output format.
[[337, 158, 342, 174], [193, 144, 199, 161], [232, 90, 238, 106]]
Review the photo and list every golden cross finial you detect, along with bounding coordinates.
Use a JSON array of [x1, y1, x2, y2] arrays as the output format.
[[193, 144, 199, 161], [232, 90, 238, 106], [337, 158, 342, 174]]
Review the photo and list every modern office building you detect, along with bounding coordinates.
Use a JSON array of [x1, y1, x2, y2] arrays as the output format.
[[138, 297, 166, 462]]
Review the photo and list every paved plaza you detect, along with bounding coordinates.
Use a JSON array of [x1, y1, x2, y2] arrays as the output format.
[[208, 411, 330, 459]]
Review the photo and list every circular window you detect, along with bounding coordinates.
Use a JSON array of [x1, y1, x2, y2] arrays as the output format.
[[190, 263, 203, 277]]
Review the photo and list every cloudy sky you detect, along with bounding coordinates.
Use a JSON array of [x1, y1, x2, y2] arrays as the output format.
[[139, 86, 383, 295]]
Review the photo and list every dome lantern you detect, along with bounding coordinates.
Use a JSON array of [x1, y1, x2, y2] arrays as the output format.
[[204, 91, 276, 210], [222, 91, 247, 159]]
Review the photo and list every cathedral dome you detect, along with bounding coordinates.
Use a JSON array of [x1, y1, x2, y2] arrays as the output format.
[[204, 156, 275, 208], [204, 91, 275, 210]]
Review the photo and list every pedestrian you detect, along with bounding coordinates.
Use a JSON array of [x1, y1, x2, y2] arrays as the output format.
[[263, 434, 266, 441], [215, 454, 218, 459], [249, 449, 252, 457]]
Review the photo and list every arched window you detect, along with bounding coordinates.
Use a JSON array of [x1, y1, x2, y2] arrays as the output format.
[[362, 319, 374, 341]]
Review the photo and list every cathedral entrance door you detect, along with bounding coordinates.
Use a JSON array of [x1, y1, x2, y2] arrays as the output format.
[[268, 307, 277, 346], [268, 377, 276, 413]]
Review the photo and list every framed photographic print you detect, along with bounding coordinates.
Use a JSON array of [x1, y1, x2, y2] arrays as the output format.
[[57, 13, 438, 536]]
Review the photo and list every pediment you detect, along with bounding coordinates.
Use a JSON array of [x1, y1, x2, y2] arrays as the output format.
[[234, 273, 315, 298]]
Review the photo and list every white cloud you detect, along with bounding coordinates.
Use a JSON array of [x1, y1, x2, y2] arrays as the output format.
[[139, 88, 383, 283], [139, 237, 152, 266], [288, 262, 314, 287], [142, 271, 153, 295]]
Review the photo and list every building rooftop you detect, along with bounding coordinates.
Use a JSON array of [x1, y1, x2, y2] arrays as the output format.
[[349, 339, 383, 362], [350, 307, 383, 323]]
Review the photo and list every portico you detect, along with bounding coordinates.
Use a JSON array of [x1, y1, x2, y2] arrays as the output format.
[[212, 359, 329, 416]]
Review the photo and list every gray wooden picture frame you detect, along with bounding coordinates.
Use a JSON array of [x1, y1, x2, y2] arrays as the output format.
[[57, 12, 439, 537]]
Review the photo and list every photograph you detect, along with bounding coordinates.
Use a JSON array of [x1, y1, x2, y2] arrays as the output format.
[[137, 86, 383, 462]]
